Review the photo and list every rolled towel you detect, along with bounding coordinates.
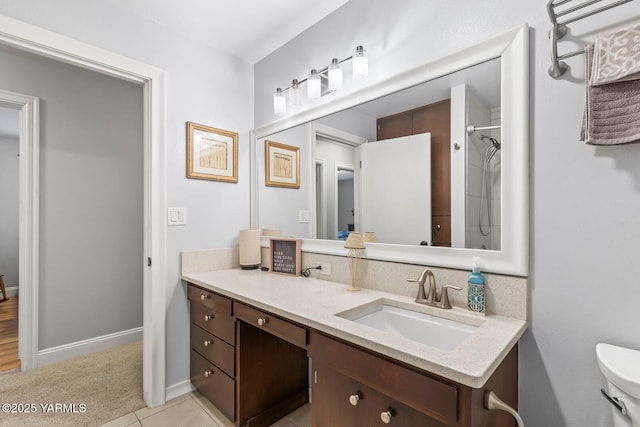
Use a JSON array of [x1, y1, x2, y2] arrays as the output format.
[[581, 44, 640, 145], [590, 22, 640, 86]]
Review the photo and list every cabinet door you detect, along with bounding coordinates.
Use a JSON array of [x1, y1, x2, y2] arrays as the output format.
[[312, 362, 368, 427], [376, 111, 413, 140], [190, 349, 235, 422], [372, 395, 449, 427], [413, 99, 451, 218], [431, 215, 451, 247], [313, 362, 450, 427]]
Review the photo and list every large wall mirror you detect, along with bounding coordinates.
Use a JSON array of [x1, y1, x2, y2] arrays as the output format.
[[250, 24, 529, 276]]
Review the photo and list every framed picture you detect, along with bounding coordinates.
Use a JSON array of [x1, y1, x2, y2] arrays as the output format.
[[269, 237, 302, 276], [187, 122, 238, 183], [265, 140, 300, 188]]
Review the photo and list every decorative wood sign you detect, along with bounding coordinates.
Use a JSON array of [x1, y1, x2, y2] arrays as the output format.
[[270, 237, 301, 276]]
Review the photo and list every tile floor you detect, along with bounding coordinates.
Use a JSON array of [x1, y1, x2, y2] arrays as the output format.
[[100, 392, 311, 427]]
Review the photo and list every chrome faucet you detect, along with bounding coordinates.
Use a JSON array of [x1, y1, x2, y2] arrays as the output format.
[[406, 269, 461, 309]]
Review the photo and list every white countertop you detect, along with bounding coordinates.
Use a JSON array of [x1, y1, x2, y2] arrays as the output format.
[[182, 269, 527, 388]]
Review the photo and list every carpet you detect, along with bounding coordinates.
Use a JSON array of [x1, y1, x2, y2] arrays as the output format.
[[0, 340, 145, 426]]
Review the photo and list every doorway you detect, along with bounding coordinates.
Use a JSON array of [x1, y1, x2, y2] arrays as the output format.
[[0, 105, 19, 372], [310, 123, 367, 241], [0, 17, 167, 407]]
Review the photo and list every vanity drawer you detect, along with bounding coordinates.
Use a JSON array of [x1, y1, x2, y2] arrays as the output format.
[[308, 331, 458, 424], [191, 324, 235, 377], [234, 302, 307, 348], [190, 349, 235, 422], [187, 284, 233, 317], [190, 302, 236, 345]]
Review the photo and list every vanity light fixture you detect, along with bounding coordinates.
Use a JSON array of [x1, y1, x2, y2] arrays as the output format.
[[273, 88, 286, 115], [289, 79, 302, 108], [352, 45, 368, 81], [271, 45, 369, 115], [307, 69, 321, 100], [328, 58, 343, 92]]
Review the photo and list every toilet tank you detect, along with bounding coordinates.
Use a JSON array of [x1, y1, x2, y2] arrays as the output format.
[[597, 343, 640, 427]]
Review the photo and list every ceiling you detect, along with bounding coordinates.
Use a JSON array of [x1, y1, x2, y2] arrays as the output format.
[[0, 1, 351, 138], [353, 57, 501, 119], [106, 0, 350, 64]]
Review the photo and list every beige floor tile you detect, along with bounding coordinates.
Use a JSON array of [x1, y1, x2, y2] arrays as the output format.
[[100, 412, 141, 427], [283, 403, 311, 427], [139, 398, 218, 427], [135, 392, 192, 420], [270, 419, 297, 427], [191, 392, 234, 427]]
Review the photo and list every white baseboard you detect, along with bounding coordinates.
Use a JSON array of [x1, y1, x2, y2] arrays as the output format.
[[38, 326, 143, 368], [6, 286, 18, 298], [166, 379, 196, 402]]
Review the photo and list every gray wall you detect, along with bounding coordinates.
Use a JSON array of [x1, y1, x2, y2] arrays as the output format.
[[0, 135, 19, 288], [254, 1, 640, 426], [0, 0, 254, 386], [0, 45, 144, 349]]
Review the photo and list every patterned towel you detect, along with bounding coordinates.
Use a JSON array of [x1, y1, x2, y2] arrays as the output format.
[[590, 22, 640, 86], [581, 44, 640, 145]]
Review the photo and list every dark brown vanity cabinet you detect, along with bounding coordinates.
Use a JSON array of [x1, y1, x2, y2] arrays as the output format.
[[188, 283, 309, 427], [188, 282, 518, 427], [234, 301, 309, 427], [308, 331, 518, 427], [187, 284, 236, 421]]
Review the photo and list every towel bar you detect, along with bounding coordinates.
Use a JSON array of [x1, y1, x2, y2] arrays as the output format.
[[546, 0, 636, 78]]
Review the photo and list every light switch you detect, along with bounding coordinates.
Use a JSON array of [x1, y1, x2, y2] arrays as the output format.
[[298, 210, 310, 223], [168, 207, 187, 226]]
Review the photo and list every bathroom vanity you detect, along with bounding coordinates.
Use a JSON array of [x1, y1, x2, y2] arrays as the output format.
[[184, 268, 526, 427]]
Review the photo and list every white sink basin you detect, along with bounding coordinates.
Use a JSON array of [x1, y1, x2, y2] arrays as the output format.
[[337, 301, 478, 351]]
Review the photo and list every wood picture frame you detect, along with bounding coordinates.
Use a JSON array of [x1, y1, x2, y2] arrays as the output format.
[[265, 140, 300, 188], [269, 237, 302, 276], [187, 121, 238, 183]]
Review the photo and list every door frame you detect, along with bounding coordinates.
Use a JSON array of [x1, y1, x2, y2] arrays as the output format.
[[0, 15, 167, 407], [308, 122, 367, 240], [333, 163, 355, 238], [0, 89, 39, 373]]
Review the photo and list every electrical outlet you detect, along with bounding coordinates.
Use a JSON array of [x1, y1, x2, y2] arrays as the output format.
[[317, 262, 331, 275]]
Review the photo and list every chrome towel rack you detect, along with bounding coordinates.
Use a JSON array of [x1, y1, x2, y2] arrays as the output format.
[[546, 0, 636, 78]]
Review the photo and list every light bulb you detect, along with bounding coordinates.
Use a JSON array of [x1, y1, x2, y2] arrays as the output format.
[[289, 79, 302, 107], [307, 69, 321, 100], [328, 58, 343, 92], [353, 46, 368, 82], [273, 87, 286, 115]]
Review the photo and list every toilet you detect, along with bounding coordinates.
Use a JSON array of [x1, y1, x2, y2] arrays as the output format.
[[597, 343, 640, 427]]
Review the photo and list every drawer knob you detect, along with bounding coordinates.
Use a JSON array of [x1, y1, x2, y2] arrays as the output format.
[[349, 393, 361, 406], [204, 370, 213, 377], [257, 317, 268, 326], [200, 294, 209, 301], [203, 340, 212, 347], [436, 224, 441, 230], [381, 410, 393, 424], [204, 314, 214, 321]]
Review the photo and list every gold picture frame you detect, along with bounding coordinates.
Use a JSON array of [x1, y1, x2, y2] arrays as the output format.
[[187, 122, 238, 183], [265, 140, 300, 188]]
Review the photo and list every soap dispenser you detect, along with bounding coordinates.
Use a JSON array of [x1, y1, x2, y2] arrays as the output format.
[[467, 257, 486, 315]]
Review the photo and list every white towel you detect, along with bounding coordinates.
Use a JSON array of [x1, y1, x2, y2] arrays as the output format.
[[590, 22, 640, 86]]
